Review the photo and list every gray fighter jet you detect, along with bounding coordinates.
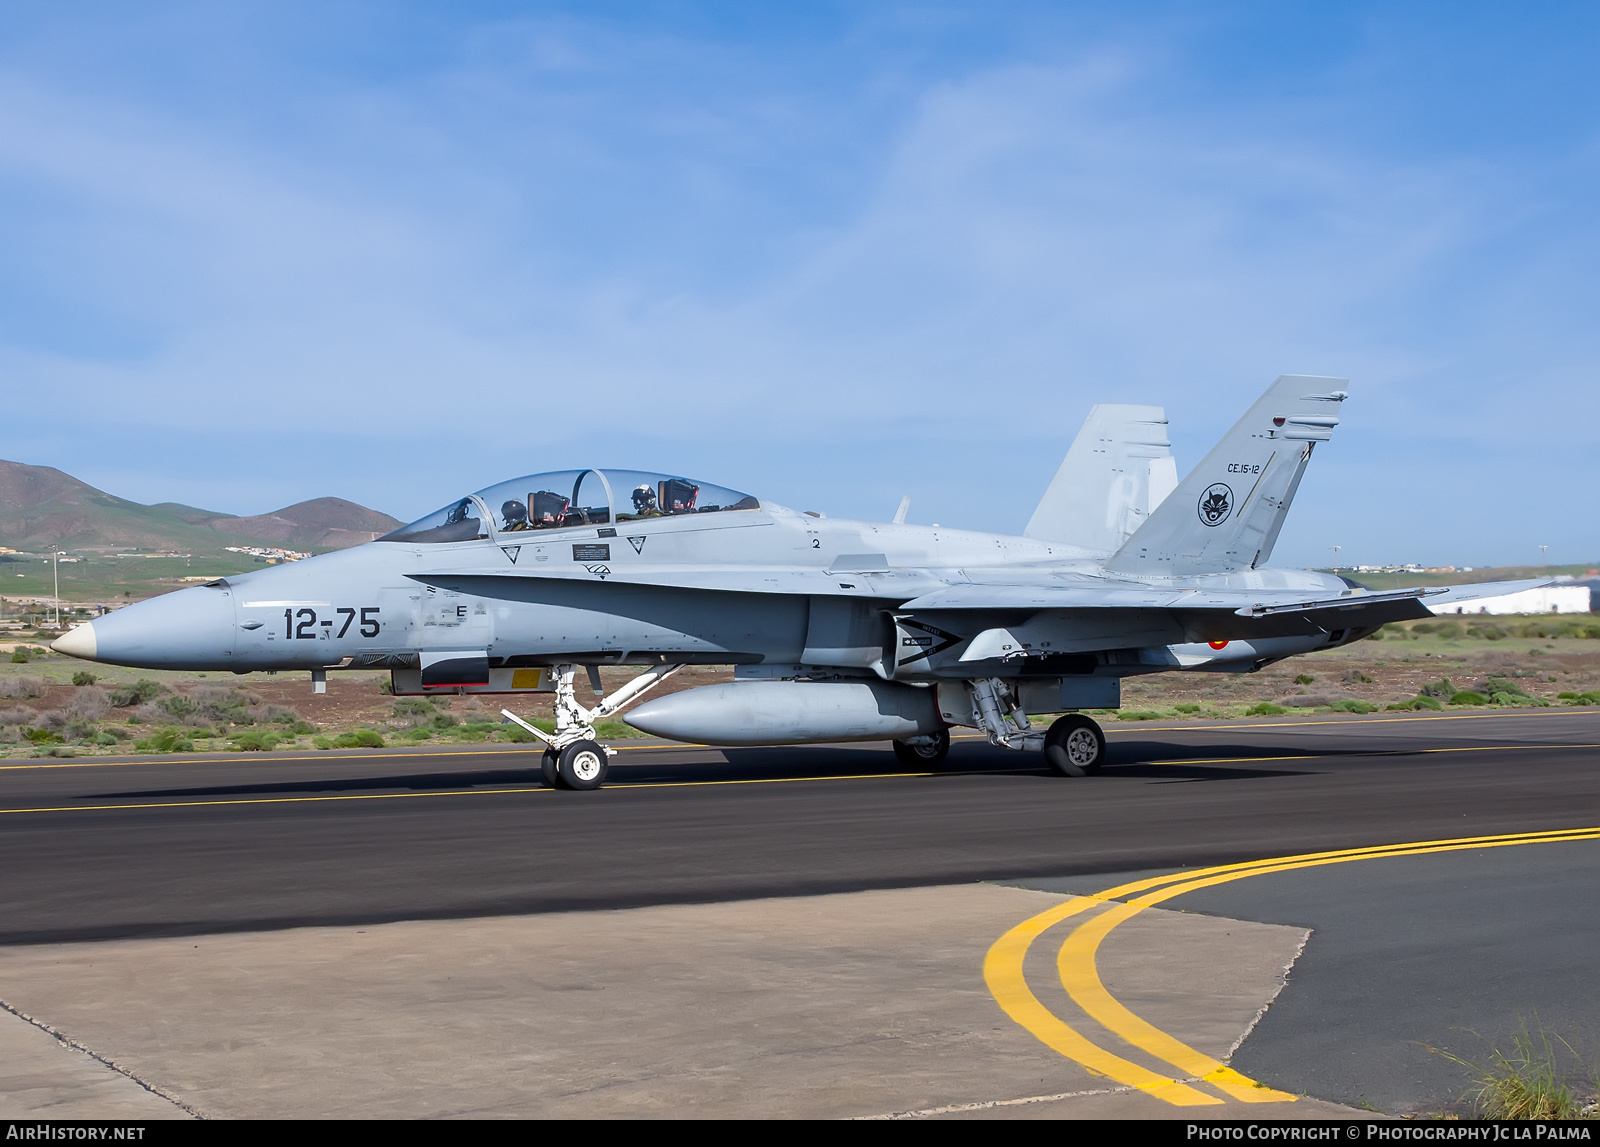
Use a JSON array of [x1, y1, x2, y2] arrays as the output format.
[[53, 375, 1534, 789]]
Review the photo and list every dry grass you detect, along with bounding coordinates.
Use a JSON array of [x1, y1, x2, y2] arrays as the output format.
[[1438, 1023, 1599, 1120]]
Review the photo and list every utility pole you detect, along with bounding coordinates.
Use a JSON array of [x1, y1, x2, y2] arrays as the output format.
[[1539, 545, 1548, 565], [1329, 545, 1342, 571], [52, 551, 62, 629]]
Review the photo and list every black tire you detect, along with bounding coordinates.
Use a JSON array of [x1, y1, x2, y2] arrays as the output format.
[[1043, 714, 1104, 777], [557, 739, 609, 791], [892, 729, 951, 768], [541, 748, 561, 789]]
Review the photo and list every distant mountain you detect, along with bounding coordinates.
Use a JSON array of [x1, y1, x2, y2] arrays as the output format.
[[0, 460, 400, 553], [179, 498, 403, 550]]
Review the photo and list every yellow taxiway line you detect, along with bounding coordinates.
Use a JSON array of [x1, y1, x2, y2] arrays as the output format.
[[986, 826, 1600, 1107], [0, 769, 940, 817], [0, 739, 1595, 816], [0, 705, 1592, 773]]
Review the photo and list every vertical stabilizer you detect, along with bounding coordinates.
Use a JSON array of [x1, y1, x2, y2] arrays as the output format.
[[1024, 404, 1173, 553], [1106, 375, 1347, 576]]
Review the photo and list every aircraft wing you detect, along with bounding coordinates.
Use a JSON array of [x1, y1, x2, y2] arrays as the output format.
[[411, 566, 1553, 643], [897, 577, 1556, 643], [897, 582, 1433, 614]]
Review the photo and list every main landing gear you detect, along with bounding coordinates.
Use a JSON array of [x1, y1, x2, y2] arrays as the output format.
[[504, 663, 684, 791], [964, 677, 1106, 777], [892, 729, 951, 768], [1042, 713, 1105, 777]]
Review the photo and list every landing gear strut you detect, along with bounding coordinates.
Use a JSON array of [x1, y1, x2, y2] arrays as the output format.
[[502, 663, 684, 791], [963, 677, 1104, 777]]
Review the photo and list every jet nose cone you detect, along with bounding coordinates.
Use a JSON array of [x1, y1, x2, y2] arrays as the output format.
[[52, 622, 99, 661], [82, 585, 237, 669]]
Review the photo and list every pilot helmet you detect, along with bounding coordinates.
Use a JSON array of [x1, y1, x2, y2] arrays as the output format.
[[632, 484, 657, 512], [501, 499, 528, 526]]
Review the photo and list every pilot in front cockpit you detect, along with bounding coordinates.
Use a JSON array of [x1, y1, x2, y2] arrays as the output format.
[[500, 499, 531, 531]]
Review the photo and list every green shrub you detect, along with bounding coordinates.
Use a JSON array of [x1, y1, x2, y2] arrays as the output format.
[[1328, 699, 1378, 714], [1173, 703, 1201, 714], [1117, 710, 1166, 721], [392, 698, 433, 717], [1246, 702, 1288, 716], [158, 694, 197, 719], [71, 671, 97, 686], [1293, 673, 1314, 685], [404, 727, 434, 740], [321, 728, 386, 749], [1467, 625, 1507, 641], [1431, 622, 1463, 641], [227, 730, 280, 751], [23, 727, 63, 745], [379, 679, 394, 695], [430, 713, 459, 729], [134, 727, 194, 753], [1489, 691, 1548, 708], [1345, 670, 1374, 684], [502, 724, 536, 742], [1483, 676, 1531, 697], [1398, 696, 1442, 711], [1450, 691, 1489, 706], [110, 679, 166, 707], [1418, 678, 1455, 699], [9, 650, 27, 663]]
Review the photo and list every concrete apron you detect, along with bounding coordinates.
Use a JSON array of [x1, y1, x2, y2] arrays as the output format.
[[0, 884, 1362, 1119]]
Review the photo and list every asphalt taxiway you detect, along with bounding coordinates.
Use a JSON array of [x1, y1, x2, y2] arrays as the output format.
[[0, 708, 1596, 1117]]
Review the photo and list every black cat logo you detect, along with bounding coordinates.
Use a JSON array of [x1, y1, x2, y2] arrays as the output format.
[[1197, 483, 1233, 526]]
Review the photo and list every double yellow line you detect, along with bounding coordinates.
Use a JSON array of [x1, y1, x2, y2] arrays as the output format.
[[985, 825, 1600, 1106]]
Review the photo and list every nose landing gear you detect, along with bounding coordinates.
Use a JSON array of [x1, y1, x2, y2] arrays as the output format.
[[503, 662, 684, 790]]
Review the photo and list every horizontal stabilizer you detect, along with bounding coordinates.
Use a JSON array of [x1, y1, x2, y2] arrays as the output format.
[[1415, 579, 1555, 608]]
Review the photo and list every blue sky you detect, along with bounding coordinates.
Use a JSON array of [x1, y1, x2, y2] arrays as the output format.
[[2, 2, 1596, 567]]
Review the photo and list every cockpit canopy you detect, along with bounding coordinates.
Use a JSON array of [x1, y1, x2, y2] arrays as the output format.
[[380, 470, 760, 544]]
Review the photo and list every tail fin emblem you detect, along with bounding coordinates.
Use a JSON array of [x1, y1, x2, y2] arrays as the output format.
[[1198, 483, 1234, 526]]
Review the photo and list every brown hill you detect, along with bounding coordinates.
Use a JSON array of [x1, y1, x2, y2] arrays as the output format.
[[0, 460, 400, 553], [189, 497, 401, 549]]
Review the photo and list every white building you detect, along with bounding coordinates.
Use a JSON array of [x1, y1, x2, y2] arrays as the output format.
[[1427, 585, 1592, 616]]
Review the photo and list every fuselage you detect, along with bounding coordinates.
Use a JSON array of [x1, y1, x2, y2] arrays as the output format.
[[53, 499, 1355, 679]]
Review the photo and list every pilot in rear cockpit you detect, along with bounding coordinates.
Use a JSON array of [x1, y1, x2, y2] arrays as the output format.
[[501, 499, 530, 531], [631, 484, 661, 517]]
